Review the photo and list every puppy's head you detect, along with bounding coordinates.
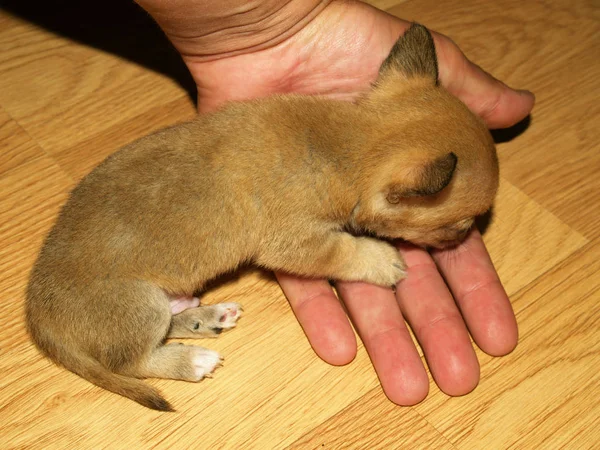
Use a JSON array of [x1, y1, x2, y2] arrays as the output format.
[[352, 24, 499, 248]]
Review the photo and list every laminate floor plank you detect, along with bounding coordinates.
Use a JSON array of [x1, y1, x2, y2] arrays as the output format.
[[1, 0, 598, 448]]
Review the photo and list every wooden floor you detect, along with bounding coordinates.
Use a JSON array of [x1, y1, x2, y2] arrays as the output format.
[[1, 0, 599, 448]]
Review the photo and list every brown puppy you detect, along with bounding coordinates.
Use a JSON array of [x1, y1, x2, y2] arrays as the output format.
[[26, 24, 498, 411]]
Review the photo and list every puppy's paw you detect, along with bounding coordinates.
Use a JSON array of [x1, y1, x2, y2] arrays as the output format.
[[167, 302, 243, 339], [353, 238, 407, 287], [214, 302, 243, 329], [191, 347, 223, 381]]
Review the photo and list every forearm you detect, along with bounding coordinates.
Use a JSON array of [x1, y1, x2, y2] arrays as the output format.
[[135, 0, 331, 60]]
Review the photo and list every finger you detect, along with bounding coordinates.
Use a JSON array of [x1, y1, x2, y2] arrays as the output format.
[[431, 228, 518, 356], [276, 272, 357, 365], [433, 34, 535, 129], [395, 243, 480, 396], [336, 281, 429, 405]]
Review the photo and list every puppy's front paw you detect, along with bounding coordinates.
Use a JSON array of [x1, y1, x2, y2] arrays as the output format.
[[353, 238, 407, 287]]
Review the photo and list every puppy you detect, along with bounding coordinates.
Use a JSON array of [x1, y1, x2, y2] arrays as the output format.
[[26, 24, 498, 411]]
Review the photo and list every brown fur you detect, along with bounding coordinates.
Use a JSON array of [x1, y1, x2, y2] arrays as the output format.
[[26, 24, 499, 411]]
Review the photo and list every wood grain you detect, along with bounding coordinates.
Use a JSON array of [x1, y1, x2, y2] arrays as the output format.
[[0, 13, 191, 157], [0, 108, 42, 176], [288, 389, 454, 450], [1, 0, 599, 448], [412, 242, 600, 449], [483, 178, 587, 296], [0, 156, 72, 352]]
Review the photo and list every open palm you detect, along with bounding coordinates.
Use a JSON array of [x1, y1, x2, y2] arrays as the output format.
[[146, 0, 532, 404]]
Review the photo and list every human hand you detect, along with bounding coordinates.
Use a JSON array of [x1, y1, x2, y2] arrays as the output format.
[[137, 0, 530, 404]]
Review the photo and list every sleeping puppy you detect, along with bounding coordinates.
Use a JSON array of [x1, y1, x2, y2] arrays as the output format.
[[26, 24, 498, 411]]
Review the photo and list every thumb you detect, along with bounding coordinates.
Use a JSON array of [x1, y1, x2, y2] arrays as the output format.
[[434, 34, 535, 129]]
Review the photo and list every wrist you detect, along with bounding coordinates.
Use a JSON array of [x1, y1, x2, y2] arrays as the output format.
[[136, 0, 332, 61], [172, 0, 394, 113]]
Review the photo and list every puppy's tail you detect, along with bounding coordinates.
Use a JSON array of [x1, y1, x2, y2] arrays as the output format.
[[57, 350, 174, 412]]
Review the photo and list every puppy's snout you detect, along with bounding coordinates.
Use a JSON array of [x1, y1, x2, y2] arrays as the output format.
[[430, 220, 473, 249], [456, 226, 470, 241], [453, 219, 473, 239]]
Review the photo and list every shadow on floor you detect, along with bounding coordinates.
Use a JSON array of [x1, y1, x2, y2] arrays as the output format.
[[491, 115, 532, 143], [2, 0, 196, 102]]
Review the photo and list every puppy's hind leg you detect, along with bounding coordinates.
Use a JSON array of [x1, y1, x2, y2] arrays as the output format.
[[108, 289, 225, 382], [136, 344, 223, 381], [28, 279, 182, 411], [168, 302, 243, 338]]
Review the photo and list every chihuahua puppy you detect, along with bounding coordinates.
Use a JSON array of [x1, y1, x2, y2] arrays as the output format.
[[26, 24, 498, 411]]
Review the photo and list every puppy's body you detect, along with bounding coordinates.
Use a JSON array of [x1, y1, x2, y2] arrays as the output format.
[[26, 25, 499, 410]]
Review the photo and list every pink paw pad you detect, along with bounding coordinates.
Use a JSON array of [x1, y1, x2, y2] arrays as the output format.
[[216, 303, 243, 329], [169, 296, 200, 315]]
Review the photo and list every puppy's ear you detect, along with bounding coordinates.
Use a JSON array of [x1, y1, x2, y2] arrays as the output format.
[[386, 152, 457, 203], [377, 23, 438, 84]]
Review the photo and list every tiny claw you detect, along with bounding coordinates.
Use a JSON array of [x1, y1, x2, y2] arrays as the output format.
[[203, 373, 213, 379]]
